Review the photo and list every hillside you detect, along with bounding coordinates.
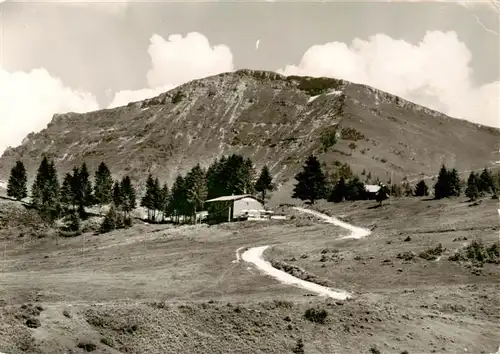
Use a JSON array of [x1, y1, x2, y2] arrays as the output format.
[[1, 69, 499, 196]]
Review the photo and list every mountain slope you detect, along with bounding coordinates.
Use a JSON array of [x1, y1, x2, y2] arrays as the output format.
[[0, 69, 499, 196]]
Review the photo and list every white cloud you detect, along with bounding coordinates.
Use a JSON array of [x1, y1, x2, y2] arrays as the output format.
[[278, 31, 500, 128], [0, 68, 99, 155], [108, 32, 234, 108]]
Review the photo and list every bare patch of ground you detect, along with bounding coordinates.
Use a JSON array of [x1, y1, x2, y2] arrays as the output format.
[[0, 197, 499, 353]]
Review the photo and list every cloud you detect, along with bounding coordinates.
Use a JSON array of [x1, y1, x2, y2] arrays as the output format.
[[278, 31, 499, 128], [108, 32, 234, 108], [0, 68, 99, 155]]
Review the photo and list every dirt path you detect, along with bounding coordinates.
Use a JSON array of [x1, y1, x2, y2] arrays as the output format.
[[239, 207, 371, 300]]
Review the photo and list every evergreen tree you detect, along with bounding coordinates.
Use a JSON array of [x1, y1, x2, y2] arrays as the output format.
[[60, 173, 75, 210], [328, 176, 347, 203], [78, 163, 94, 210], [345, 176, 366, 201], [390, 183, 403, 198], [255, 165, 274, 204], [206, 154, 256, 198], [414, 180, 429, 197], [169, 175, 186, 223], [94, 162, 114, 209], [434, 165, 450, 199], [112, 181, 123, 209], [478, 168, 495, 196], [465, 172, 480, 201], [292, 155, 327, 204], [120, 176, 136, 219], [160, 183, 170, 222], [100, 205, 119, 234], [185, 164, 208, 223], [402, 181, 413, 197], [449, 168, 462, 197], [30, 157, 60, 221], [7, 160, 28, 201], [141, 174, 157, 221]]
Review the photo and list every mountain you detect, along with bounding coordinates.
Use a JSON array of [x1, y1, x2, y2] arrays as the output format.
[[0, 69, 499, 199]]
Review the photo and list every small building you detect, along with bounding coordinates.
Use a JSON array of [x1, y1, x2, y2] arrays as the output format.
[[364, 184, 381, 200], [205, 194, 264, 224]]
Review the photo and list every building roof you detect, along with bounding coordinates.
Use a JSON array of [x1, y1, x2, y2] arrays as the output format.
[[205, 194, 259, 203], [364, 184, 381, 193]]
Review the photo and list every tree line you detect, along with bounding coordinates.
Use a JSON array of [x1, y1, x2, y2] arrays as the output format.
[[291, 155, 499, 204], [6, 154, 275, 232]]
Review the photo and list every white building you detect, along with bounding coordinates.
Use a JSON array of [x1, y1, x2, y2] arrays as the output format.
[[205, 194, 265, 222]]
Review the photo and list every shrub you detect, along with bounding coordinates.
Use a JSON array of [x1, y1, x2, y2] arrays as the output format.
[[369, 346, 381, 354], [172, 91, 184, 104], [340, 127, 365, 141], [397, 251, 416, 261], [77, 341, 97, 352], [419, 244, 445, 260], [288, 76, 343, 96], [449, 240, 500, 265], [320, 129, 337, 152], [292, 338, 305, 354], [348, 142, 357, 150], [304, 307, 328, 324], [100, 337, 115, 348]]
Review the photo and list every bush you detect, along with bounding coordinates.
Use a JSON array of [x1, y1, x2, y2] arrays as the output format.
[[304, 307, 328, 324], [419, 243, 445, 260], [449, 240, 499, 265], [288, 76, 343, 96], [292, 338, 305, 354], [348, 142, 357, 149], [77, 341, 97, 352], [397, 251, 416, 261], [320, 129, 337, 152], [340, 127, 365, 141], [100, 206, 119, 234]]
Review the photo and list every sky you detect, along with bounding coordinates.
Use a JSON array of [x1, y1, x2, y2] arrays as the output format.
[[0, 0, 499, 156]]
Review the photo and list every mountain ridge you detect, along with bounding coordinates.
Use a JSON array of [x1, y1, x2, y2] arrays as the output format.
[[1, 69, 499, 198]]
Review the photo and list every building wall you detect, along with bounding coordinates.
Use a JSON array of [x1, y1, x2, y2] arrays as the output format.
[[233, 197, 263, 218]]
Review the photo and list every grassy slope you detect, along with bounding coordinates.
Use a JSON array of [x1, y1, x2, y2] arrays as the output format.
[[0, 197, 499, 354]]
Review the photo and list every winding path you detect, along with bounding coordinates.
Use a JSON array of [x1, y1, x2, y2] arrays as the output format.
[[238, 207, 371, 300]]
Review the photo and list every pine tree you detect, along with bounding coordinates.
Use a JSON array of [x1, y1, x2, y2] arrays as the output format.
[[414, 180, 429, 197], [77, 163, 94, 213], [170, 175, 186, 223], [434, 165, 450, 199], [60, 173, 75, 211], [112, 181, 123, 209], [185, 164, 208, 223], [478, 168, 495, 196], [120, 176, 136, 220], [345, 176, 366, 201], [328, 176, 347, 203], [31, 157, 60, 221], [94, 162, 114, 209], [152, 177, 162, 221], [7, 160, 28, 201], [465, 172, 480, 201], [449, 168, 462, 197], [255, 165, 274, 204], [160, 183, 170, 222], [141, 174, 157, 221], [402, 181, 413, 197], [292, 155, 327, 204]]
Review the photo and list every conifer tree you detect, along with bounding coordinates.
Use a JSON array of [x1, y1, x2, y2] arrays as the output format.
[[120, 176, 136, 220], [7, 160, 28, 201], [465, 172, 480, 201], [449, 168, 462, 197], [292, 155, 327, 204], [478, 168, 495, 196], [185, 164, 208, 223], [434, 165, 450, 199], [78, 163, 94, 212], [255, 165, 274, 204], [414, 180, 429, 197], [141, 174, 157, 221], [345, 176, 366, 201], [31, 157, 60, 221], [112, 181, 123, 209], [160, 183, 170, 222], [94, 162, 114, 209], [328, 176, 347, 203], [169, 175, 186, 223], [60, 173, 75, 211]]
